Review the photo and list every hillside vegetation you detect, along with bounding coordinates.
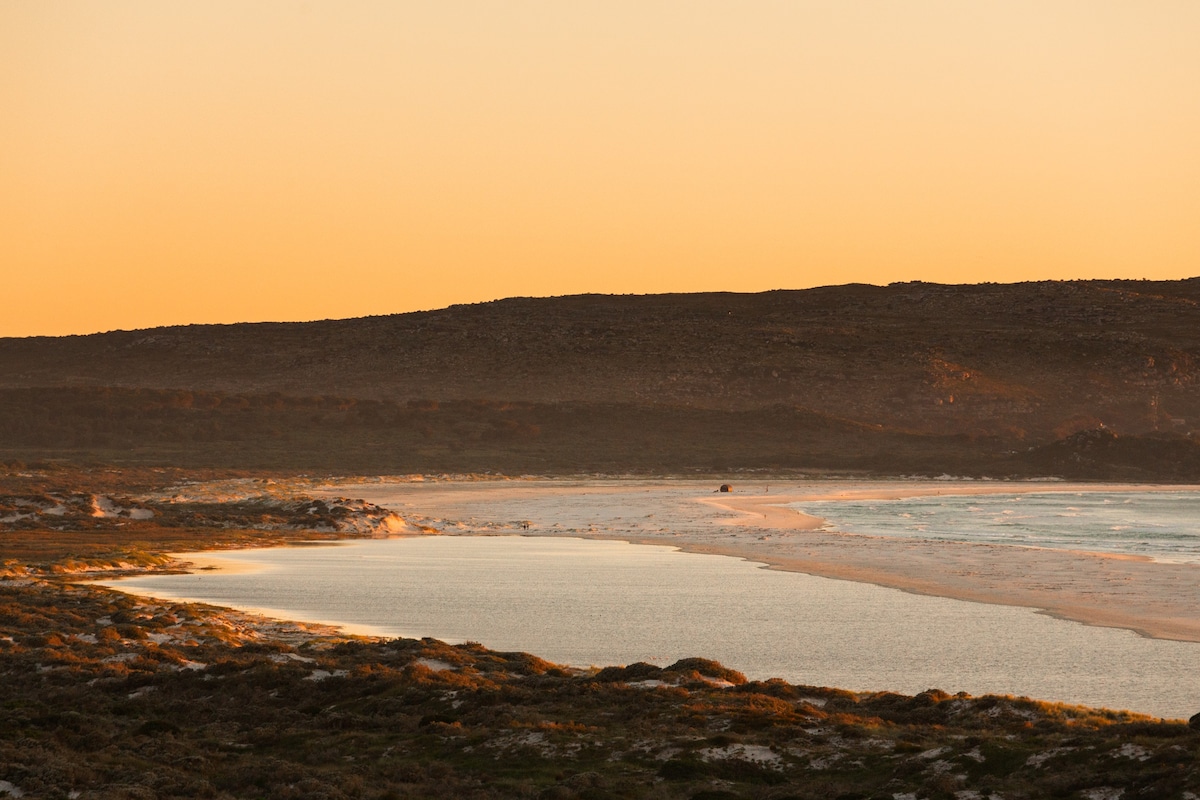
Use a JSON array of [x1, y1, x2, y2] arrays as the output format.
[[3, 280, 1199, 477]]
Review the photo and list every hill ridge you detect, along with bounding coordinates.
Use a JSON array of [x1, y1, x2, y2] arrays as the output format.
[[3, 279, 1199, 477]]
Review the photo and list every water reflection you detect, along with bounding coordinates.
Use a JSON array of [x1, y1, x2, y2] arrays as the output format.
[[105, 536, 1200, 719]]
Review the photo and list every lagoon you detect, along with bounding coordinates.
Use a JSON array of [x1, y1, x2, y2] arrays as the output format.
[[106, 534, 1200, 720]]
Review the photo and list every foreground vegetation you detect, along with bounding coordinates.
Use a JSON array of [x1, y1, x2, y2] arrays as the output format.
[[4, 577, 1199, 800], [3, 465, 1200, 798]]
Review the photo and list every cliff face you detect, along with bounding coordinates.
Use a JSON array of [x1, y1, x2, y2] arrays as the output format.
[[3, 279, 1199, 476]]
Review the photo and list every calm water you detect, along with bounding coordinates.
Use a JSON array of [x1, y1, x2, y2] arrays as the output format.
[[795, 491, 1200, 563], [106, 535, 1200, 719]]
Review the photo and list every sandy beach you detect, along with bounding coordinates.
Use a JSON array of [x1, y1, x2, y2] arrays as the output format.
[[665, 484, 1200, 643], [333, 479, 1200, 644], [686, 492, 1200, 643]]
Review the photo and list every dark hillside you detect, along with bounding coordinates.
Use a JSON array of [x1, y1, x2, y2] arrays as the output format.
[[0, 388, 994, 474], [3, 279, 1199, 476]]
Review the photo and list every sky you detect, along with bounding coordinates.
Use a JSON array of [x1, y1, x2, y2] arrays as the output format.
[[3, 1, 1199, 337]]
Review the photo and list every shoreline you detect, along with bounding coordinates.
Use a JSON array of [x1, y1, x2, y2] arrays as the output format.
[[107, 479, 1200, 645], [683, 484, 1200, 642], [330, 478, 1200, 644], [603, 533, 1200, 642], [89, 511, 1200, 719]]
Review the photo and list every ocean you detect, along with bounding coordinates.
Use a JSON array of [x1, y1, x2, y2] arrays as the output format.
[[795, 490, 1200, 563]]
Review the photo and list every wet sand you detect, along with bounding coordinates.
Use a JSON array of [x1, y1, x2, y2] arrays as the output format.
[[332, 479, 1200, 644]]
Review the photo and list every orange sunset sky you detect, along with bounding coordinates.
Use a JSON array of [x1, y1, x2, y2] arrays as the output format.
[[3, 1, 1199, 337]]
